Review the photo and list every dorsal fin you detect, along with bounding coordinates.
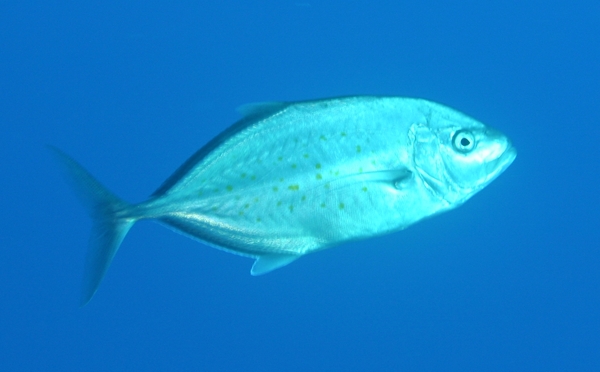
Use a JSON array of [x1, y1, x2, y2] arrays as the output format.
[[236, 101, 288, 120], [151, 101, 290, 198]]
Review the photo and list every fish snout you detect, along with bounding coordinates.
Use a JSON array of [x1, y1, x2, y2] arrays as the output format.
[[482, 128, 517, 180]]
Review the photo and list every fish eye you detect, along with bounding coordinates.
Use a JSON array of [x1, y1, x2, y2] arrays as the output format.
[[452, 130, 475, 153]]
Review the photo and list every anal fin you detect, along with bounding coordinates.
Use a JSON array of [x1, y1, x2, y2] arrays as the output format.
[[250, 254, 300, 276]]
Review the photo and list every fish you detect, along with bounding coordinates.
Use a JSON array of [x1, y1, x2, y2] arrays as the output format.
[[51, 96, 517, 305]]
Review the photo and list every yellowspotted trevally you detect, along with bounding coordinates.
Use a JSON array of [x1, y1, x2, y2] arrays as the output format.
[[52, 96, 516, 305]]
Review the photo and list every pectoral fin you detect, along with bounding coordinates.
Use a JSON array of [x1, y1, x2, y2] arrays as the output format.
[[312, 168, 413, 196], [357, 169, 413, 189], [250, 254, 300, 276]]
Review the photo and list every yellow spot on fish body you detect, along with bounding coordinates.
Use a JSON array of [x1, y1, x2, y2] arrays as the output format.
[[251, 175, 256, 180], [278, 156, 283, 161], [341, 132, 347, 137], [256, 218, 261, 222], [324, 183, 331, 189], [239, 211, 244, 216], [241, 173, 247, 178], [226, 185, 233, 192], [277, 201, 282, 206], [303, 153, 309, 158], [254, 197, 259, 203], [320, 202, 326, 208], [273, 186, 279, 192], [301, 195, 306, 201], [279, 178, 284, 182], [316, 163, 321, 169], [244, 204, 250, 209], [356, 145, 361, 153], [320, 135, 327, 141], [362, 186, 368, 192], [291, 164, 297, 169], [289, 205, 294, 212], [339, 203, 345, 210], [316, 173, 322, 180], [288, 184, 299, 191]]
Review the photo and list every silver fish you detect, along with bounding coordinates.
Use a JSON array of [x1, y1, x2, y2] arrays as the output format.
[[52, 96, 516, 305]]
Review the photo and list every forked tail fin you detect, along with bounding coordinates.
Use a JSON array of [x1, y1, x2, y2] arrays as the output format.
[[49, 146, 136, 306]]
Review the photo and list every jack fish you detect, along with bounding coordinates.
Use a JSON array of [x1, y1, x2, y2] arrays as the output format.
[[52, 96, 516, 305]]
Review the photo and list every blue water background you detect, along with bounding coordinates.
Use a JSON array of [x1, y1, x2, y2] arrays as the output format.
[[1, 1, 599, 370]]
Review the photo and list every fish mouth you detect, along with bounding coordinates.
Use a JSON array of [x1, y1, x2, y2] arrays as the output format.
[[502, 145, 517, 167], [484, 141, 517, 183]]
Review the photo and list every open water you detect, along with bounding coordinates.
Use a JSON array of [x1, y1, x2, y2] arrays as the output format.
[[1, 1, 599, 370]]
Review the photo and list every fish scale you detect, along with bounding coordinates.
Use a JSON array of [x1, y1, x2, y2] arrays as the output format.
[[178, 99, 409, 243], [51, 95, 516, 305]]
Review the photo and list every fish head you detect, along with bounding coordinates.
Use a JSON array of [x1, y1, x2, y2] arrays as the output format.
[[411, 103, 517, 206], [438, 125, 517, 194]]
